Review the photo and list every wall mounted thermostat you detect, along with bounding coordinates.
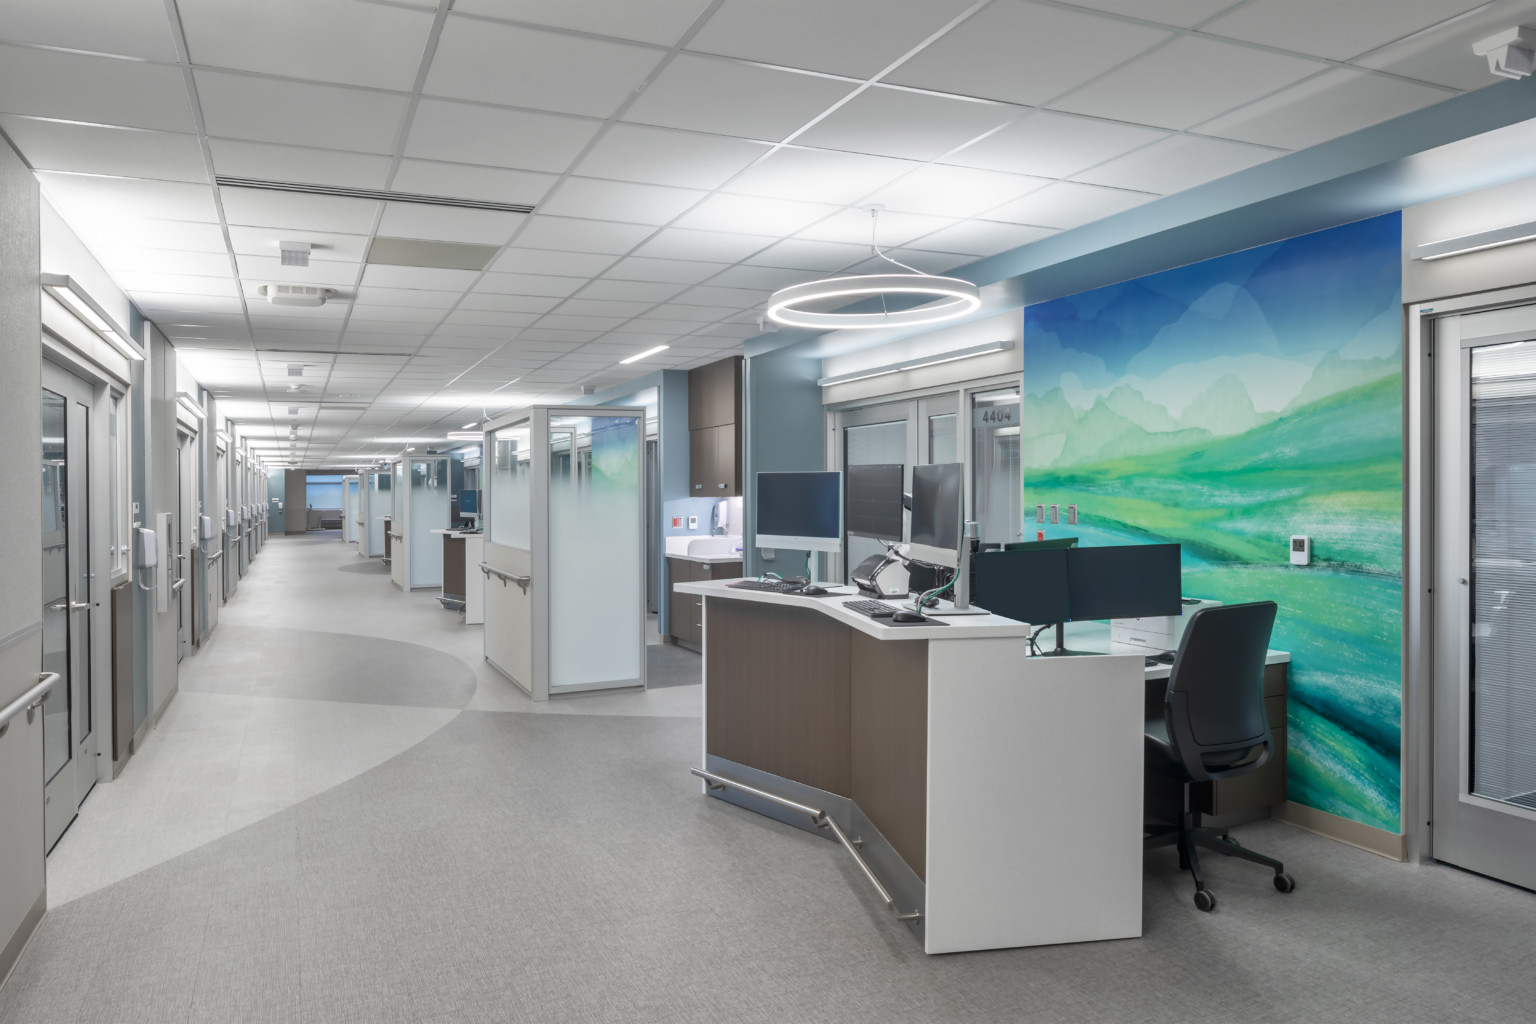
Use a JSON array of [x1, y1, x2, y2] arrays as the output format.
[[1290, 535, 1311, 566], [687, 515, 698, 530]]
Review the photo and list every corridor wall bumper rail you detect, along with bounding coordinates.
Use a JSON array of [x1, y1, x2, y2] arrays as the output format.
[[479, 562, 530, 594], [0, 673, 59, 739]]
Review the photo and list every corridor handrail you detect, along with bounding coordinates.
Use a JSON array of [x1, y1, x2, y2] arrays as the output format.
[[0, 673, 60, 734], [479, 562, 530, 593]]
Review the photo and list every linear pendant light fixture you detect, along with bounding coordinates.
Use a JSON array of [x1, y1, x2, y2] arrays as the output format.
[[1412, 219, 1536, 260], [766, 207, 981, 331], [817, 340, 1014, 387], [41, 273, 145, 361]]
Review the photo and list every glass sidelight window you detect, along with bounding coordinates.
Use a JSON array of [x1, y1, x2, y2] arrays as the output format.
[[972, 388, 1023, 547], [489, 421, 532, 549]]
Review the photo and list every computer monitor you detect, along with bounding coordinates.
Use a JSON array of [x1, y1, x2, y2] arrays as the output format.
[[458, 489, 479, 516], [973, 549, 1070, 627], [755, 471, 842, 553], [909, 463, 963, 568], [845, 464, 904, 541], [1066, 544, 1182, 620]]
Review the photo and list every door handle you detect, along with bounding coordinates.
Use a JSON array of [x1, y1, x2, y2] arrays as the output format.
[[171, 578, 186, 593], [47, 599, 90, 613]]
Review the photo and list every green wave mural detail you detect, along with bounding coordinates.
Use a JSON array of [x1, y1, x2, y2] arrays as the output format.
[[1024, 214, 1403, 833]]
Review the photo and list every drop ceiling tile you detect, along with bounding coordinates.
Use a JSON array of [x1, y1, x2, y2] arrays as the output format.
[[227, 226, 371, 262], [360, 265, 482, 290], [556, 298, 656, 318], [687, 0, 974, 77], [427, 16, 664, 117], [349, 304, 447, 324], [868, 165, 1050, 219], [458, 292, 562, 313], [645, 303, 734, 322], [221, 187, 381, 234], [0, 0, 178, 59], [353, 287, 462, 309], [512, 216, 656, 254], [390, 160, 558, 205], [235, 254, 361, 287], [671, 284, 765, 307], [886, 2, 1170, 106], [573, 279, 685, 302], [1350, 4, 1536, 90], [534, 314, 628, 331], [793, 87, 1020, 161], [846, 249, 970, 275], [39, 172, 218, 222], [451, 0, 710, 45], [741, 238, 870, 272], [1059, 0, 1243, 27], [475, 272, 584, 297], [632, 227, 778, 263], [195, 70, 410, 153], [0, 44, 194, 132], [604, 256, 730, 284], [539, 177, 708, 226], [796, 207, 955, 247], [672, 194, 840, 237], [573, 123, 771, 190], [699, 265, 809, 291], [117, 271, 238, 297], [0, 118, 205, 182], [208, 139, 391, 189], [1197, 68, 1449, 150], [132, 292, 246, 315], [377, 202, 526, 245], [1049, 35, 1323, 130], [724, 148, 919, 205], [246, 298, 348, 319], [904, 220, 1056, 257], [988, 180, 1156, 230], [442, 309, 543, 328], [116, 246, 236, 279], [405, 99, 601, 173], [1201, 0, 1485, 62], [941, 111, 1167, 179], [180, 0, 433, 89], [622, 53, 856, 141], [1075, 134, 1280, 194], [491, 248, 617, 277]]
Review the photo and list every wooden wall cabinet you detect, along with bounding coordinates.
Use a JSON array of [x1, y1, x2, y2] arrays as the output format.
[[688, 357, 742, 498]]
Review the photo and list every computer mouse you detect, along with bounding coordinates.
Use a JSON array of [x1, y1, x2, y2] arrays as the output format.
[[800, 585, 828, 596], [891, 610, 926, 624]]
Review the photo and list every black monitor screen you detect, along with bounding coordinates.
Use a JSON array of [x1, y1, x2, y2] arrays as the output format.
[[845, 464, 904, 540], [910, 463, 962, 552], [1066, 544, 1182, 620], [756, 471, 841, 541], [974, 549, 1070, 625], [458, 489, 479, 516]]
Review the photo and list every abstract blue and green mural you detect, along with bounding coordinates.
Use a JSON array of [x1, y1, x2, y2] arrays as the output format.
[[1022, 213, 1403, 832]]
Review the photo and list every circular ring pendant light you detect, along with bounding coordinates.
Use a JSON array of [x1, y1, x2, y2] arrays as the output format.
[[765, 207, 981, 330]]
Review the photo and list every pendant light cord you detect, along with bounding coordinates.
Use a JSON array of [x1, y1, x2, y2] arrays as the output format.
[[869, 207, 927, 277]]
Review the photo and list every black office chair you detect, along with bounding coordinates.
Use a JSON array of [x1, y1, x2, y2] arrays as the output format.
[[1144, 601, 1296, 911]]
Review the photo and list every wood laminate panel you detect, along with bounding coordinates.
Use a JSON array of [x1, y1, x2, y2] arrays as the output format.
[[850, 631, 928, 880], [111, 582, 133, 765], [705, 597, 851, 795], [442, 536, 466, 596]]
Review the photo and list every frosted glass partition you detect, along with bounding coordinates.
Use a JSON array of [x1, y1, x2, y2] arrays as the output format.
[[366, 470, 388, 555], [490, 421, 531, 549], [549, 414, 643, 690], [409, 457, 449, 588], [343, 476, 359, 543]]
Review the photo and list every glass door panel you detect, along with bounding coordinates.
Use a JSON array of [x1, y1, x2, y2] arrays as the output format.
[[41, 390, 70, 792], [972, 388, 1022, 547], [486, 420, 534, 689], [409, 458, 448, 588]]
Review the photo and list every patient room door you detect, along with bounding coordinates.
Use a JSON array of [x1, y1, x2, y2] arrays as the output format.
[[1432, 305, 1536, 890]]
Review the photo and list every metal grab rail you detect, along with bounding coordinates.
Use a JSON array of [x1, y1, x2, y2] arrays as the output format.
[[0, 672, 60, 737], [206, 550, 224, 564], [479, 562, 531, 593], [171, 578, 187, 593], [690, 768, 921, 924]]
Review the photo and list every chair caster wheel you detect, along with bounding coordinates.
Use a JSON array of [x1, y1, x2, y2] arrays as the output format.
[[1193, 889, 1216, 912], [1273, 872, 1296, 894]]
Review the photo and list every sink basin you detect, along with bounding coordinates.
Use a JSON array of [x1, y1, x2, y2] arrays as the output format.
[[685, 536, 741, 557]]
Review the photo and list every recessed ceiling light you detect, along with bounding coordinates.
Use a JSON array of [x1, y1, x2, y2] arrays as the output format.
[[462, 421, 479, 429], [620, 344, 669, 364]]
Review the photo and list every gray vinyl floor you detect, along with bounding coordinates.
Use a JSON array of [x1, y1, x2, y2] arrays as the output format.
[[4, 537, 1535, 1023]]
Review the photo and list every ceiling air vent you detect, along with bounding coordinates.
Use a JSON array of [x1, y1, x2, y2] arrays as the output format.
[[258, 283, 333, 307]]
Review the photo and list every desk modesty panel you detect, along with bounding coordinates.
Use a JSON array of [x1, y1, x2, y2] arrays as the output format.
[[676, 581, 1146, 954]]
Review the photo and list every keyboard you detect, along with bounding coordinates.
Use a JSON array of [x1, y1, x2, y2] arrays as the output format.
[[844, 599, 900, 618], [728, 579, 806, 593]]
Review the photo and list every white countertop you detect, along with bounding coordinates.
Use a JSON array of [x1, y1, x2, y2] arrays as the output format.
[[667, 551, 744, 565], [674, 578, 1032, 641], [1056, 620, 1289, 679], [429, 529, 483, 538]]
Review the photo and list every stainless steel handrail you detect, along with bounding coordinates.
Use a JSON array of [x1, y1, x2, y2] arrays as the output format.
[[206, 550, 224, 563], [389, 531, 404, 540], [692, 767, 922, 924], [479, 562, 531, 593], [0, 672, 60, 736], [171, 578, 186, 593]]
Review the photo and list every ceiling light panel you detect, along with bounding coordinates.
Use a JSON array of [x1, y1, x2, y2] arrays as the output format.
[[426, 16, 666, 117], [403, 99, 602, 172], [193, 69, 412, 153], [1048, 35, 1323, 131], [621, 53, 857, 140], [792, 86, 1023, 162], [0, 44, 196, 133], [885, 1, 1170, 106], [686, 0, 975, 78]]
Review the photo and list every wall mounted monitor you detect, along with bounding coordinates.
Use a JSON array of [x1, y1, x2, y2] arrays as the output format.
[[1065, 543, 1182, 621], [973, 548, 1070, 626], [756, 471, 842, 553], [845, 464, 904, 541], [458, 489, 479, 516], [908, 463, 963, 568]]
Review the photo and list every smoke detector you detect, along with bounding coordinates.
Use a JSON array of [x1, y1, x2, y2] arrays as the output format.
[[257, 283, 333, 307]]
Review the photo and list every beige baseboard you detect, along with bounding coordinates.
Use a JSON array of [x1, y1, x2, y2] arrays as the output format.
[[0, 886, 46, 990], [1274, 801, 1407, 860]]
